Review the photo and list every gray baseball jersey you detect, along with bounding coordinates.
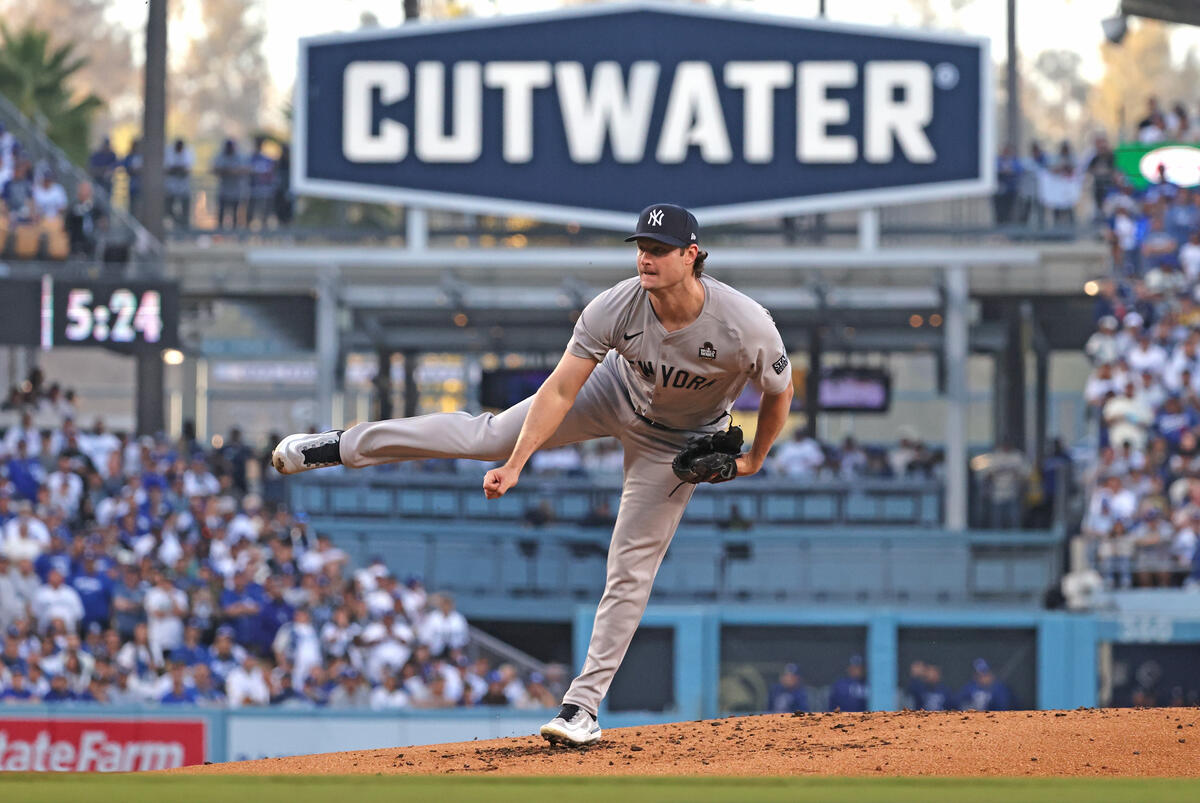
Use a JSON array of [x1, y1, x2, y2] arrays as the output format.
[[568, 274, 791, 429], [336, 271, 790, 718]]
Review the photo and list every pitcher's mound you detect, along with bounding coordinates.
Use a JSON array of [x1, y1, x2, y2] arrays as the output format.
[[171, 708, 1200, 777]]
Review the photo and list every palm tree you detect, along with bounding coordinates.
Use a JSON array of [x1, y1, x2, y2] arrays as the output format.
[[0, 22, 103, 163]]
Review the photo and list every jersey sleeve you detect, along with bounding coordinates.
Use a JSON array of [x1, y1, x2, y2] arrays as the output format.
[[566, 285, 622, 362], [745, 305, 792, 396]]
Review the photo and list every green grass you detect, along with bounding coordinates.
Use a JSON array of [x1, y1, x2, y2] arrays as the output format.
[[1, 775, 1199, 803]]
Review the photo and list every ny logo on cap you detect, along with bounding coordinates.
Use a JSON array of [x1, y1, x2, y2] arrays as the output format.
[[648, 209, 664, 226]]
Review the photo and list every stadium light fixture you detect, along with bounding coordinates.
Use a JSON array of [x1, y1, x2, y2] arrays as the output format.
[[162, 348, 184, 365]]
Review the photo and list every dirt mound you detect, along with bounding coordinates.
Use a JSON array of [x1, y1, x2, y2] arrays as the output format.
[[172, 708, 1200, 777]]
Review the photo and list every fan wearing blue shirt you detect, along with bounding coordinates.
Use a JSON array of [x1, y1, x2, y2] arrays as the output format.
[[220, 571, 264, 647], [169, 621, 211, 667], [70, 553, 114, 632]]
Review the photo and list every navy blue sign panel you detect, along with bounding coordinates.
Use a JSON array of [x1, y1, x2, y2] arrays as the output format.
[[294, 2, 992, 228]]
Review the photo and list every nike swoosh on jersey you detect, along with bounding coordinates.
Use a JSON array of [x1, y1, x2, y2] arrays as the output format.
[[623, 331, 644, 340]]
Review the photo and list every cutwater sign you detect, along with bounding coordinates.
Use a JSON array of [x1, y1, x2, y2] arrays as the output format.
[[294, 3, 992, 227]]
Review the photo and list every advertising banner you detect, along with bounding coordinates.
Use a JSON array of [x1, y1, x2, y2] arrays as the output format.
[[295, 2, 991, 226], [1114, 142, 1200, 190], [0, 718, 206, 771]]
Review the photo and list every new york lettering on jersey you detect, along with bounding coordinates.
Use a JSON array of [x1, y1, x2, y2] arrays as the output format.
[[570, 275, 789, 430]]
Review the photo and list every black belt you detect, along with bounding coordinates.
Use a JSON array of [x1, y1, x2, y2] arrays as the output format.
[[622, 388, 729, 433]]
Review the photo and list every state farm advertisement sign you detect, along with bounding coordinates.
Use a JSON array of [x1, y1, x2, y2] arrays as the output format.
[[0, 719, 206, 771]]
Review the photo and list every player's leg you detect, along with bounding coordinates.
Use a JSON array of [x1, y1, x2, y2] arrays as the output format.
[[272, 360, 624, 473], [543, 429, 695, 744]]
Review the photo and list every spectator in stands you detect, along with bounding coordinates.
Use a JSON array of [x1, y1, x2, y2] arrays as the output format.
[[212, 138, 248, 229], [88, 137, 119, 196], [420, 593, 468, 658], [1018, 141, 1048, 227], [274, 144, 294, 226], [767, 663, 807, 713], [159, 660, 198, 704], [0, 554, 22, 631], [122, 139, 144, 217], [774, 429, 825, 478], [32, 568, 83, 633], [164, 138, 193, 228], [111, 564, 146, 640], [976, 441, 1031, 529], [718, 503, 752, 532], [994, 144, 1022, 224], [220, 569, 264, 649], [1086, 318, 1121, 366], [225, 652, 270, 707], [581, 499, 615, 528], [329, 667, 371, 708], [1086, 135, 1117, 221], [1, 157, 34, 221], [836, 436, 868, 479], [248, 136, 276, 227], [1132, 508, 1175, 587], [828, 655, 868, 712], [957, 659, 1013, 711], [32, 170, 68, 224], [1104, 381, 1155, 454], [144, 569, 188, 655]]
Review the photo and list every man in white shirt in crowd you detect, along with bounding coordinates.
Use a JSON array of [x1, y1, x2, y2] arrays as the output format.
[[182, 455, 220, 498], [1085, 317, 1121, 366], [143, 571, 187, 655], [272, 606, 323, 689], [3, 505, 50, 562], [1, 413, 41, 460], [33, 569, 84, 633], [773, 429, 825, 478], [77, 419, 120, 477], [225, 653, 271, 707], [1104, 381, 1156, 453], [45, 456, 83, 519], [420, 593, 469, 657], [296, 533, 347, 576], [1090, 474, 1140, 524], [1126, 331, 1168, 377], [362, 607, 414, 683]]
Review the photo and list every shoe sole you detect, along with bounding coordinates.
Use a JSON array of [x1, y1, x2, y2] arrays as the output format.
[[539, 723, 602, 747]]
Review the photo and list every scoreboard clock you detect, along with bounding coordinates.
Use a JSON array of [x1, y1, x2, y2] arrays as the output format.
[[50, 279, 180, 350], [0, 277, 179, 351]]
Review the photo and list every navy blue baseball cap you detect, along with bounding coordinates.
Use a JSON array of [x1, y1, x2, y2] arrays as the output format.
[[973, 658, 990, 674], [625, 204, 700, 249]]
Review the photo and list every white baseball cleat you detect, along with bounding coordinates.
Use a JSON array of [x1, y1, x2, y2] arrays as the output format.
[[272, 430, 344, 475], [540, 704, 602, 747]]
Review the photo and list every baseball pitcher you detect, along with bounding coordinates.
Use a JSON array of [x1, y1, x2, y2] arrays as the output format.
[[273, 203, 794, 745]]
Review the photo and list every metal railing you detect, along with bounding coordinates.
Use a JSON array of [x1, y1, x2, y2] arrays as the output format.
[[153, 174, 1102, 248]]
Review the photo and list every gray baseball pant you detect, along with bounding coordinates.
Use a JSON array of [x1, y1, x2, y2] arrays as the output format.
[[338, 359, 698, 716]]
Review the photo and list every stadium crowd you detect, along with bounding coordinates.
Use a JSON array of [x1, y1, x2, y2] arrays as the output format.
[[0, 371, 566, 709], [994, 97, 1200, 228], [0, 122, 110, 261], [1079, 126, 1200, 588]]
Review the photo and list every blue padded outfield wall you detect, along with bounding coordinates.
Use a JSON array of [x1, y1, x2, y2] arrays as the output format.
[[2, 606, 1198, 768]]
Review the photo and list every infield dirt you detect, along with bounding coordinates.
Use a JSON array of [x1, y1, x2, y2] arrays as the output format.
[[171, 708, 1199, 777]]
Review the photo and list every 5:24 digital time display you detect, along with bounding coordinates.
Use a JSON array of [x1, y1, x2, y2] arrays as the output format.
[[50, 280, 179, 350]]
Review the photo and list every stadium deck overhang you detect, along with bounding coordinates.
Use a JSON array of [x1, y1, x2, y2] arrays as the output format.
[[236, 244, 1051, 532]]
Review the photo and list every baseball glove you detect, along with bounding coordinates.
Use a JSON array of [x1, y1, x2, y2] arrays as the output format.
[[670, 426, 744, 495]]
